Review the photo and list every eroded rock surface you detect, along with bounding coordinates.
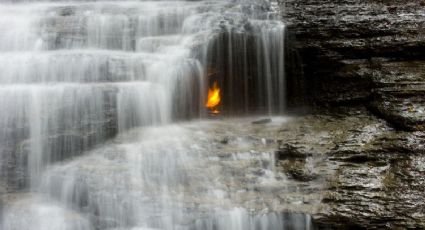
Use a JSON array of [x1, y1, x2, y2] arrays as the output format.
[[278, 2, 425, 226], [281, 0, 425, 131], [275, 108, 425, 229]]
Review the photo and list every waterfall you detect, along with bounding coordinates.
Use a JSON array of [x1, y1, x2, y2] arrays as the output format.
[[0, 1, 311, 229]]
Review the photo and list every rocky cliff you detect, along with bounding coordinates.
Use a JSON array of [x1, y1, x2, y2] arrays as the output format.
[[282, 0, 425, 131], [279, 0, 425, 229]]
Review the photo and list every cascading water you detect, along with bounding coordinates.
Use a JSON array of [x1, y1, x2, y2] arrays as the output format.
[[0, 0, 312, 229]]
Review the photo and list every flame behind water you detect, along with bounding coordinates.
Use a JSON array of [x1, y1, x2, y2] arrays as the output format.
[[206, 81, 221, 113]]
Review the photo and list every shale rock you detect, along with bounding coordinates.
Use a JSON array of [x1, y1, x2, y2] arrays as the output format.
[[278, 2, 425, 225], [281, 0, 425, 131], [275, 107, 425, 229]]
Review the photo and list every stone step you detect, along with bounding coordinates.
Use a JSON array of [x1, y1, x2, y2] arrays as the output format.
[[0, 1, 223, 51], [0, 50, 201, 84]]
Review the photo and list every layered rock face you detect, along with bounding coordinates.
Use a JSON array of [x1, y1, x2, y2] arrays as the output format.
[[275, 108, 425, 229], [277, 0, 425, 229], [281, 0, 425, 131]]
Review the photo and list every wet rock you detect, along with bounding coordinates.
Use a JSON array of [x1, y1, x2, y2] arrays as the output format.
[[276, 140, 320, 182], [368, 61, 425, 131], [281, 0, 425, 131], [219, 136, 229, 144], [279, 2, 425, 225], [331, 153, 379, 164], [279, 159, 318, 182], [252, 118, 272, 125], [275, 143, 311, 160], [274, 108, 425, 229]]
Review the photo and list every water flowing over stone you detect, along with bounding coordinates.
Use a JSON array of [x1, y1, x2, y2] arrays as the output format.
[[0, 1, 301, 229]]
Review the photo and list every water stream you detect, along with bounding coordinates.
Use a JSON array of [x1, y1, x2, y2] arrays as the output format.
[[0, 1, 312, 229]]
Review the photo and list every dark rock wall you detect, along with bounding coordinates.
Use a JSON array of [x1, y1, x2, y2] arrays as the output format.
[[278, 1, 425, 229], [275, 107, 425, 230], [281, 0, 425, 131]]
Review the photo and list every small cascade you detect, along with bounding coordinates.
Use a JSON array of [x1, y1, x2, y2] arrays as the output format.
[[0, 1, 210, 188], [3, 120, 315, 230], [0, 1, 308, 230], [200, 1, 286, 114]]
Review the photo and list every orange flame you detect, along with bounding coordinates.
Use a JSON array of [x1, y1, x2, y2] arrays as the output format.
[[206, 81, 221, 113]]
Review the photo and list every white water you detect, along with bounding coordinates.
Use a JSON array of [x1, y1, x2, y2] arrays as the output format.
[[2, 119, 314, 230], [0, 1, 307, 229]]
